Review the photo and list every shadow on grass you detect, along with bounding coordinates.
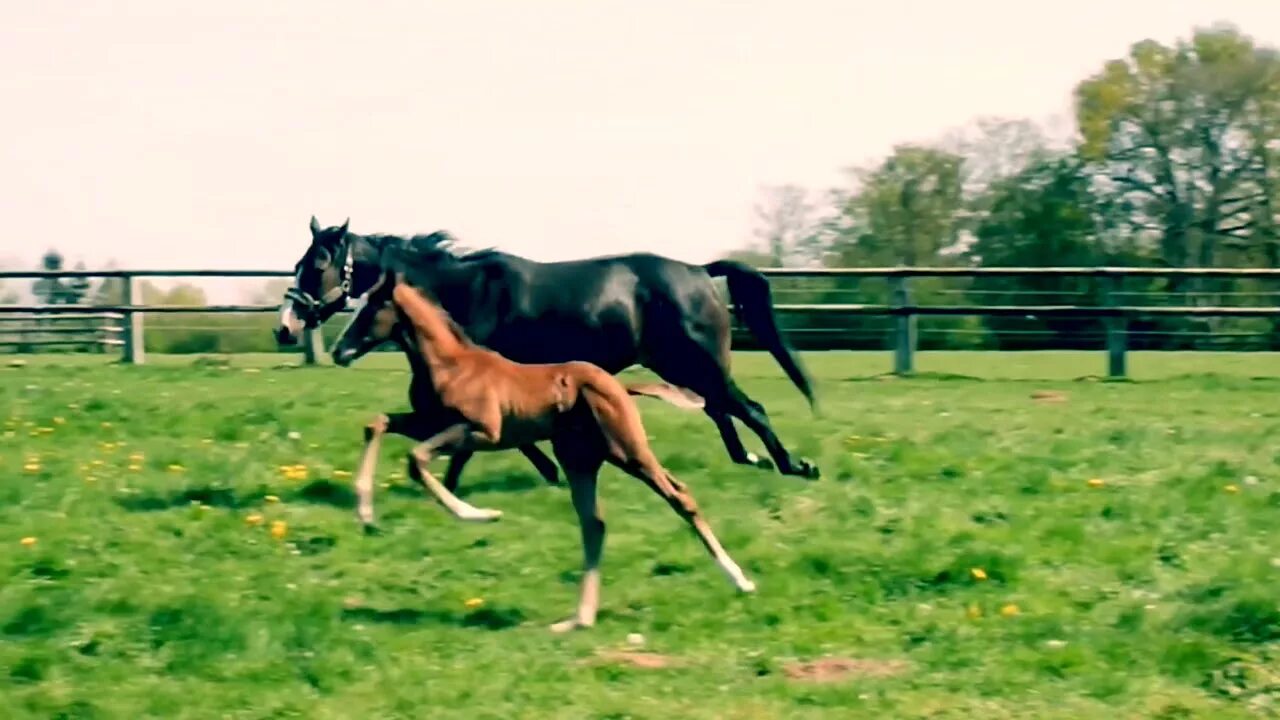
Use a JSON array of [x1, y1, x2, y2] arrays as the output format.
[[456, 472, 546, 498], [115, 485, 265, 512], [116, 472, 548, 515], [340, 605, 526, 631]]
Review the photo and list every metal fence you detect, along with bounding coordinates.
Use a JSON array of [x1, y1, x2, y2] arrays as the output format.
[[2, 266, 1279, 378]]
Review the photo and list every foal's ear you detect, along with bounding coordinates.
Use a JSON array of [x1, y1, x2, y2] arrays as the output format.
[[336, 218, 350, 236], [309, 215, 321, 237]]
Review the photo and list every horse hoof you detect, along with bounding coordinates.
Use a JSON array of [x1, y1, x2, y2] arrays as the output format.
[[549, 617, 592, 633], [744, 453, 775, 471], [794, 459, 821, 480], [462, 508, 503, 522]]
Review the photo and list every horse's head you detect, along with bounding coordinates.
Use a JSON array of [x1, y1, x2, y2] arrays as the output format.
[[275, 215, 354, 346], [330, 269, 402, 367]]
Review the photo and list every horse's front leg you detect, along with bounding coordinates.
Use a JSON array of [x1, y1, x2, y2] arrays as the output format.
[[353, 412, 418, 529], [407, 423, 504, 522]]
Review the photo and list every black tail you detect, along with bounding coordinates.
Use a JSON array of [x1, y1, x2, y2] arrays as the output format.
[[703, 260, 817, 413]]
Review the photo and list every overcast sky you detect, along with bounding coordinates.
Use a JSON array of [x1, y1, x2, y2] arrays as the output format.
[[3, 0, 1278, 299]]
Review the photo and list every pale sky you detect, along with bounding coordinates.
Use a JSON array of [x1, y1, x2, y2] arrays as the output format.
[[3, 0, 1278, 300]]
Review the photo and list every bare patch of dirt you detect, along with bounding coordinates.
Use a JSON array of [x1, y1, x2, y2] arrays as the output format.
[[782, 657, 908, 683], [1031, 390, 1069, 403], [587, 649, 681, 670]]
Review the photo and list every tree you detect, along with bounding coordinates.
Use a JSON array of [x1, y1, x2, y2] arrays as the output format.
[[140, 281, 208, 306], [1075, 24, 1280, 272], [248, 278, 292, 306], [750, 184, 824, 267], [965, 152, 1109, 348], [942, 116, 1055, 199], [32, 250, 90, 305], [828, 145, 965, 267]]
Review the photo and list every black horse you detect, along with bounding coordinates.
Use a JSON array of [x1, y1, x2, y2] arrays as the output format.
[[276, 216, 820, 488]]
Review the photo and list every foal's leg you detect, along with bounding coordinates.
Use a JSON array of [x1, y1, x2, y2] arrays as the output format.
[[353, 412, 417, 528], [550, 469, 605, 634], [441, 444, 561, 493], [614, 458, 756, 593], [406, 424, 504, 522]]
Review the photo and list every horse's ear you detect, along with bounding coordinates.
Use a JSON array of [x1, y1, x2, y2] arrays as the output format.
[[309, 215, 321, 236], [337, 218, 350, 236]]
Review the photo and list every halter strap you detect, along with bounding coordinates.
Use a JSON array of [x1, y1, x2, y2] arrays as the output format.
[[284, 238, 355, 311]]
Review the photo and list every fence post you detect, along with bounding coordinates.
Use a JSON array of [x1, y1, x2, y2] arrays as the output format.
[[891, 275, 915, 374], [120, 273, 146, 365], [302, 326, 325, 366], [1102, 272, 1126, 379]]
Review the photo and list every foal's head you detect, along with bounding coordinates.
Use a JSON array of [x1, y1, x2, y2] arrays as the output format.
[[331, 270, 400, 367], [331, 267, 473, 367]]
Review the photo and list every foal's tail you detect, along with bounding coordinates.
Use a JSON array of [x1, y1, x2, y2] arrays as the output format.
[[625, 382, 705, 411], [702, 260, 817, 412]]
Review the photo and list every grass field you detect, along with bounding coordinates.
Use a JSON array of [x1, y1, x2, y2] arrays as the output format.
[[3, 351, 1280, 719]]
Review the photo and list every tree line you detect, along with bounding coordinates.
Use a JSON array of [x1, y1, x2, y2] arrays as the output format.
[[5, 24, 1278, 354], [737, 24, 1280, 350]]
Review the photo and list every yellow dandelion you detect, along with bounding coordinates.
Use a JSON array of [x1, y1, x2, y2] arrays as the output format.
[[1087, 478, 1105, 488], [464, 597, 484, 610], [129, 452, 144, 461], [100, 421, 112, 429], [167, 464, 185, 473], [23, 462, 41, 473], [84, 476, 96, 483], [127, 464, 142, 472], [20, 536, 36, 547], [90, 459, 104, 467], [264, 495, 280, 504], [1001, 603, 1021, 617], [970, 567, 988, 581], [269, 520, 288, 540], [52, 417, 65, 425], [1224, 484, 1240, 494], [332, 470, 352, 479], [389, 470, 404, 480], [200, 438, 214, 445], [245, 513, 264, 527], [966, 604, 982, 619]]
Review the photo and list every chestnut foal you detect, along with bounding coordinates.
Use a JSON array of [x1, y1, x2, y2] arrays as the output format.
[[340, 270, 756, 632]]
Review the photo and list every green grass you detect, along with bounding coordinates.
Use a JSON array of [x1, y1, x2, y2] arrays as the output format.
[[3, 351, 1280, 718]]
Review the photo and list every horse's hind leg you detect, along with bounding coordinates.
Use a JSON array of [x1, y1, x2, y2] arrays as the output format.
[[643, 346, 768, 470], [644, 341, 788, 473], [723, 380, 819, 479], [709, 411, 774, 470]]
